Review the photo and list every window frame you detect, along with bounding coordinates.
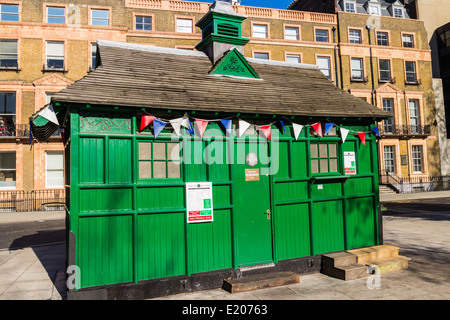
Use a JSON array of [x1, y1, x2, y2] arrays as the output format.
[[316, 54, 332, 80], [314, 27, 330, 43], [344, 0, 356, 13], [378, 58, 392, 82], [176, 16, 195, 34], [285, 53, 302, 64], [348, 28, 362, 44], [393, 7, 403, 18], [137, 140, 182, 180], [405, 60, 418, 84], [89, 7, 111, 27], [45, 151, 64, 189], [402, 33, 415, 48], [45, 5, 66, 24], [382, 98, 395, 134], [368, 3, 381, 16], [350, 57, 365, 81], [310, 142, 340, 176], [411, 145, 423, 174], [45, 40, 65, 71], [0, 39, 18, 69], [134, 13, 153, 31], [376, 31, 389, 46], [284, 25, 300, 41], [383, 145, 396, 174], [0, 2, 20, 22], [0, 151, 16, 190], [252, 22, 269, 39]]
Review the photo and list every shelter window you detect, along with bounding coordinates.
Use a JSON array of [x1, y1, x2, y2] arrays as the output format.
[[0, 152, 16, 189], [0, 39, 18, 69], [138, 141, 181, 179], [0, 4, 19, 22], [310, 143, 339, 174]]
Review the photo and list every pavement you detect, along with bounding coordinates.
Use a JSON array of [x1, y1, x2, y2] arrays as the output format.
[[0, 191, 449, 300]]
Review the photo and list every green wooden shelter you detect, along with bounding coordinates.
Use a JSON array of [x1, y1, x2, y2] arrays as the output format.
[[32, 0, 390, 300]]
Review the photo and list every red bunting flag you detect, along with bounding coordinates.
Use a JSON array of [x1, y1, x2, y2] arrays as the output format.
[[358, 132, 366, 146], [311, 122, 323, 137], [260, 125, 271, 141], [140, 112, 155, 132], [196, 119, 209, 138]]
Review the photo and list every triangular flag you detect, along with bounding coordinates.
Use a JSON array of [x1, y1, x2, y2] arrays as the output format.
[[372, 127, 380, 137], [358, 132, 366, 146], [196, 119, 209, 138], [340, 127, 350, 142], [311, 122, 323, 137], [238, 119, 251, 137], [292, 123, 304, 140], [181, 113, 194, 135], [278, 120, 285, 134], [324, 122, 334, 135], [38, 104, 59, 126], [153, 119, 167, 138], [186, 121, 194, 135], [220, 119, 232, 136], [140, 112, 155, 132], [260, 125, 271, 141], [170, 118, 183, 136]]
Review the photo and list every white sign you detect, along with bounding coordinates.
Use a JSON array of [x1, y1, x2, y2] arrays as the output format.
[[344, 152, 357, 175], [186, 182, 213, 223]]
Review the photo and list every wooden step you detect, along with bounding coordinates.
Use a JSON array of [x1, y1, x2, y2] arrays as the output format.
[[322, 251, 357, 268], [322, 263, 368, 281], [368, 256, 411, 274], [347, 245, 400, 265], [222, 271, 300, 294]]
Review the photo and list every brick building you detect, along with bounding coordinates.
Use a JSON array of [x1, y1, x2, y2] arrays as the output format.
[[0, 0, 439, 197]]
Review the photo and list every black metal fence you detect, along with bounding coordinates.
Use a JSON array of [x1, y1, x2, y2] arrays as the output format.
[[0, 189, 65, 212], [380, 174, 450, 193]]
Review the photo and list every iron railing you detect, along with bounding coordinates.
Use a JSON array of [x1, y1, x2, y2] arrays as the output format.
[[377, 124, 431, 136], [0, 124, 62, 138], [380, 174, 450, 193], [0, 189, 65, 212]]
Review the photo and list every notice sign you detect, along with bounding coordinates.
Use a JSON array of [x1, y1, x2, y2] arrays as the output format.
[[245, 169, 260, 181], [344, 152, 357, 175], [186, 182, 213, 223]]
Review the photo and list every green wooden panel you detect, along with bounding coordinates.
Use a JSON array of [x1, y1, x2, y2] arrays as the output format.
[[275, 141, 289, 179], [137, 212, 186, 280], [80, 138, 104, 184], [77, 215, 133, 288], [212, 185, 231, 207], [357, 139, 373, 174], [274, 203, 311, 260], [310, 181, 342, 198], [274, 181, 308, 203], [187, 209, 232, 274], [80, 112, 131, 134], [345, 197, 376, 249], [137, 186, 184, 210], [291, 141, 307, 177], [344, 177, 374, 195], [312, 200, 345, 254], [109, 138, 132, 183], [79, 188, 132, 213]]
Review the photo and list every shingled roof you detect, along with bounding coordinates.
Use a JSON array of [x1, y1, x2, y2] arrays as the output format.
[[52, 40, 389, 120]]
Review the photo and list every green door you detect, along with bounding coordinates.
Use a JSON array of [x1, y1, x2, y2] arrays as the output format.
[[232, 139, 273, 267]]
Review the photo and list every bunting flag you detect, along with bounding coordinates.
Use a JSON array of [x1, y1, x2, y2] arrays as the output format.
[[153, 119, 167, 138], [238, 119, 251, 137], [196, 119, 209, 138], [181, 112, 194, 135], [140, 112, 155, 132], [324, 122, 334, 135], [358, 132, 366, 146], [170, 118, 183, 136], [292, 123, 304, 140], [38, 104, 59, 126], [340, 127, 350, 142], [220, 119, 232, 136], [278, 120, 285, 134], [311, 122, 323, 137], [260, 125, 271, 141], [372, 127, 380, 137]]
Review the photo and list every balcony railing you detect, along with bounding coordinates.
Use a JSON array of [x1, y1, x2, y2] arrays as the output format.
[[377, 124, 431, 136], [0, 124, 62, 138]]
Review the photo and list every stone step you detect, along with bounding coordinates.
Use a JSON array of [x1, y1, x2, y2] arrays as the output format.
[[347, 245, 400, 265], [321, 263, 368, 281], [322, 251, 358, 268], [222, 271, 300, 294], [367, 256, 411, 274]]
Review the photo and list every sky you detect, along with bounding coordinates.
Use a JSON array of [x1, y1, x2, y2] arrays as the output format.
[[192, 0, 295, 10]]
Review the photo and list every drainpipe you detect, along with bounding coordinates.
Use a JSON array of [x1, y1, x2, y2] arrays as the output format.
[[332, 26, 339, 89], [366, 25, 375, 106]]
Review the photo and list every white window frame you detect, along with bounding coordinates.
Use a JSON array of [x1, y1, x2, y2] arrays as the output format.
[[0, 152, 16, 190], [176, 18, 193, 33], [286, 54, 301, 64], [90, 9, 109, 26], [379, 59, 391, 82], [45, 151, 64, 189], [253, 52, 269, 60], [315, 28, 329, 43], [46, 6, 65, 24], [411, 145, 423, 174], [45, 41, 65, 70], [351, 57, 364, 80], [284, 26, 299, 40], [383, 146, 396, 174], [344, 1, 356, 13], [349, 29, 362, 44], [405, 61, 417, 83], [402, 34, 414, 48], [0, 39, 18, 69], [316, 56, 331, 80], [393, 7, 403, 18], [135, 15, 152, 31], [0, 3, 19, 22], [368, 4, 381, 16], [253, 24, 268, 38]]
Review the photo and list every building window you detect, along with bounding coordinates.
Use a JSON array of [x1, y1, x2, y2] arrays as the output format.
[[46, 6, 65, 24], [45, 41, 64, 70], [284, 26, 299, 40], [409, 99, 420, 133], [0, 92, 15, 126], [405, 61, 417, 83], [176, 18, 193, 33], [135, 15, 152, 31], [393, 8, 403, 18], [349, 29, 362, 44], [411, 145, 423, 173], [253, 24, 268, 38], [253, 52, 269, 60], [0, 3, 19, 22], [351, 57, 364, 81], [45, 92, 55, 105], [138, 141, 181, 179], [91, 43, 97, 70], [0, 40, 18, 69], [402, 34, 414, 48], [46, 151, 64, 189], [286, 54, 301, 64], [310, 143, 339, 174], [316, 56, 331, 80], [315, 29, 329, 42], [368, 4, 381, 15], [91, 9, 109, 26], [344, 1, 356, 13], [377, 32, 389, 46], [383, 146, 395, 174], [379, 59, 391, 82], [0, 152, 16, 189], [382, 98, 394, 134]]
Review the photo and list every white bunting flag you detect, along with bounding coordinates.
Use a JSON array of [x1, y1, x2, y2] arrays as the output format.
[[170, 118, 183, 136], [340, 127, 350, 143], [238, 119, 251, 137], [292, 123, 304, 140], [181, 112, 190, 129], [38, 104, 59, 126]]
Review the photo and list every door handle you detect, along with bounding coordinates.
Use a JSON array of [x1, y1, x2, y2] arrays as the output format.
[[266, 210, 271, 220]]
